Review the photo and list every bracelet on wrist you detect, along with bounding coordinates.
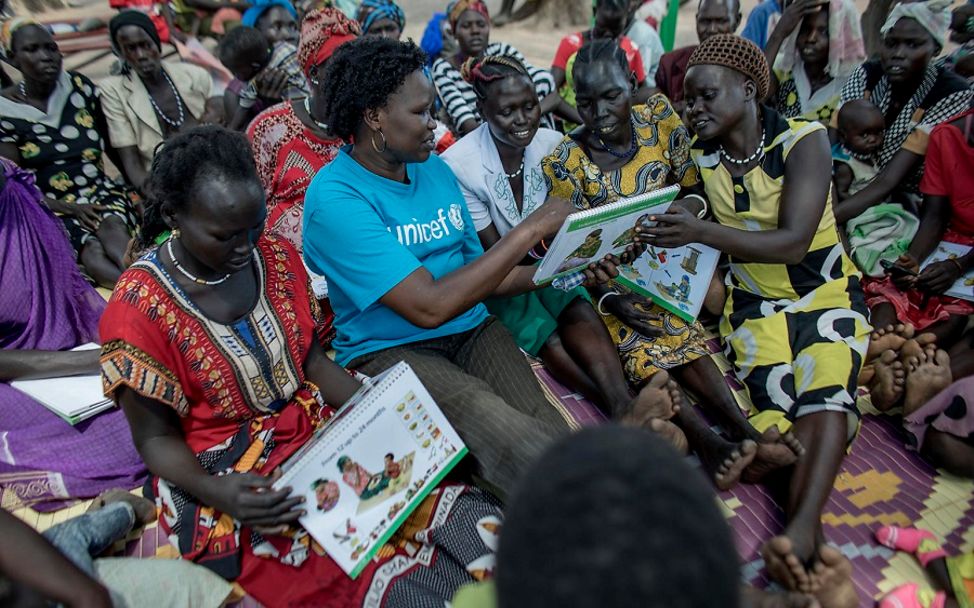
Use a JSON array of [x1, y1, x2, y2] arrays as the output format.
[[684, 194, 709, 219], [597, 290, 620, 316], [949, 257, 965, 273]]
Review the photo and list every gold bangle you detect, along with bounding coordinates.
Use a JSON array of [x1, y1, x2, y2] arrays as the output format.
[[949, 258, 965, 273]]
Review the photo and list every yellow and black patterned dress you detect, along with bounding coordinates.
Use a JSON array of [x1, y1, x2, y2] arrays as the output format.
[[691, 108, 870, 436], [543, 96, 710, 385]]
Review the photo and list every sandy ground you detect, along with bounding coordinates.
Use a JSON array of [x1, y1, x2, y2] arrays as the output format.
[[17, 0, 768, 79]]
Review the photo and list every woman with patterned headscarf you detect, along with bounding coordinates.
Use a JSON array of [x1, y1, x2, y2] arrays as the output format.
[[247, 7, 359, 343], [430, 0, 558, 136], [0, 18, 139, 288], [356, 0, 405, 38], [834, 0, 972, 228], [764, 0, 865, 124], [651, 34, 867, 602]]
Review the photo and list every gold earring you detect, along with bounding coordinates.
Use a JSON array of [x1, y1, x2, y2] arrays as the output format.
[[370, 129, 387, 154]]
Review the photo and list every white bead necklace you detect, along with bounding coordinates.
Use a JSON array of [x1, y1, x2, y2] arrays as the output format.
[[719, 129, 766, 166], [147, 71, 185, 129], [166, 238, 231, 285]]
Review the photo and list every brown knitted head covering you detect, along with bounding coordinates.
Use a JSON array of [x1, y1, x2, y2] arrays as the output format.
[[687, 34, 770, 101]]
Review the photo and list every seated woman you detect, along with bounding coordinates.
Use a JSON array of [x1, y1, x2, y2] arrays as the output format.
[[544, 39, 804, 488], [550, 0, 653, 127], [100, 126, 505, 606], [652, 34, 868, 599], [247, 7, 357, 339], [833, 0, 972, 234], [303, 37, 673, 495], [863, 104, 974, 396], [100, 11, 222, 192], [224, 0, 300, 119], [763, 0, 865, 125], [357, 0, 405, 39], [0, 20, 139, 288], [441, 55, 645, 422], [431, 0, 559, 136], [0, 158, 145, 512]]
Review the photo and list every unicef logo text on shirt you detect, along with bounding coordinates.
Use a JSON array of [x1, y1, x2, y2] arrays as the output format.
[[391, 204, 465, 246]]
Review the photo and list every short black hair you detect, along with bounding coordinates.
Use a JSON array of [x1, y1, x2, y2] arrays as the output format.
[[218, 25, 271, 71], [573, 38, 631, 81], [496, 426, 741, 608], [594, 0, 629, 14], [140, 126, 260, 249], [319, 36, 426, 140]]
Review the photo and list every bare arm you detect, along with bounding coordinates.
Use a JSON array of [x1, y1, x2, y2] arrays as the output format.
[[379, 205, 563, 328], [833, 148, 922, 224], [0, 510, 112, 608], [227, 104, 251, 132], [0, 349, 100, 382], [115, 146, 149, 192], [832, 162, 854, 203], [302, 338, 362, 406], [0, 142, 20, 164], [646, 128, 832, 265], [906, 194, 951, 262]]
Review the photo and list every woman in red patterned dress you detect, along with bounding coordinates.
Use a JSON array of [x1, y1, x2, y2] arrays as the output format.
[[100, 126, 502, 607]]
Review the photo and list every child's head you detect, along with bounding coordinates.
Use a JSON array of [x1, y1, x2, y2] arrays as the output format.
[[384, 453, 394, 463], [496, 427, 740, 608], [837, 99, 886, 156], [592, 0, 630, 40], [218, 26, 272, 82], [950, 4, 974, 45]]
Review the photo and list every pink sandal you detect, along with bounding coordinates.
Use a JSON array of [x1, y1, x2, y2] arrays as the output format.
[[878, 583, 946, 608], [875, 526, 948, 567]]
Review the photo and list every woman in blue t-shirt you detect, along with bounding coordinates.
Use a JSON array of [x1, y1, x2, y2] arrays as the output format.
[[304, 37, 675, 494]]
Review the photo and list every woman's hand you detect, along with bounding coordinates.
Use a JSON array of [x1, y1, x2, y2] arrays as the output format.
[[579, 253, 624, 286], [916, 259, 963, 295], [207, 470, 305, 534], [638, 205, 707, 249], [51, 199, 108, 233], [527, 195, 575, 240], [256, 68, 290, 101], [890, 253, 920, 290], [602, 291, 663, 337], [776, 0, 827, 35]]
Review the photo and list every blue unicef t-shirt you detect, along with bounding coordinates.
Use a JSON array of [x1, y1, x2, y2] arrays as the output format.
[[303, 149, 489, 366]]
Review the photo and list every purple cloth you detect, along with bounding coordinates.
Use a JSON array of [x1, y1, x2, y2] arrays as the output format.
[[0, 159, 146, 512], [904, 377, 974, 451]]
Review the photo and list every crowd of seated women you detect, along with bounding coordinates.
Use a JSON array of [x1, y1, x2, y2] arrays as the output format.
[[1, 0, 973, 605]]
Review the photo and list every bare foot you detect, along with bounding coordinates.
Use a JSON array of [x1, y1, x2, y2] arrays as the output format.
[[741, 587, 820, 608], [649, 418, 689, 454], [898, 333, 938, 364], [867, 324, 909, 362], [88, 489, 157, 526], [762, 535, 813, 593], [623, 371, 678, 424], [743, 426, 804, 483], [868, 349, 906, 411], [857, 364, 875, 386], [809, 545, 857, 608], [903, 348, 952, 416]]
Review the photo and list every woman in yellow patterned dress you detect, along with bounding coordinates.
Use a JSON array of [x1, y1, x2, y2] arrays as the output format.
[[647, 35, 868, 602], [543, 39, 804, 491]]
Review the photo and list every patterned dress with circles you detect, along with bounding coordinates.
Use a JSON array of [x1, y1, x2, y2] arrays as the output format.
[[543, 97, 709, 385], [0, 72, 138, 254]]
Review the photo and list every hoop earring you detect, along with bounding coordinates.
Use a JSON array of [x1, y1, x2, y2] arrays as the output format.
[[371, 129, 387, 154], [170, 228, 181, 239]]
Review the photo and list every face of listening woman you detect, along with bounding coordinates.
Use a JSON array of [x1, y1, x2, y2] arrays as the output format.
[[9, 25, 62, 86], [684, 64, 754, 141], [115, 25, 162, 81], [481, 75, 541, 150], [166, 175, 267, 277], [573, 60, 635, 146], [880, 18, 938, 85], [797, 7, 829, 67], [256, 6, 299, 45], [372, 69, 437, 163], [454, 10, 489, 57], [366, 18, 402, 39]]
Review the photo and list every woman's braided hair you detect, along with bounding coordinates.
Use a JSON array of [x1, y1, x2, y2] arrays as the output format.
[[686, 33, 771, 101], [573, 38, 631, 81], [320, 36, 427, 140], [460, 54, 531, 99], [139, 126, 259, 249]]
